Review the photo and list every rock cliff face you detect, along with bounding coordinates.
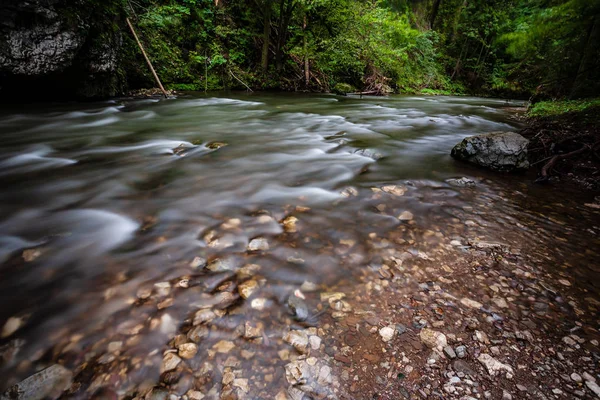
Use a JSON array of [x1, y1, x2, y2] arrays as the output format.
[[0, 0, 126, 100]]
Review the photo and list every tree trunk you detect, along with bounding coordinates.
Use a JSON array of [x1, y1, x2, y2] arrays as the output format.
[[275, 0, 294, 72], [261, 2, 271, 73], [570, 14, 599, 99], [429, 0, 442, 30], [303, 14, 309, 87], [451, 39, 468, 80]]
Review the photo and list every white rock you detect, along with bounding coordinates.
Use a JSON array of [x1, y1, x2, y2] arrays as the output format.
[[247, 238, 269, 251], [420, 328, 447, 350], [461, 298, 483, 309], [186, 390, 205, 400], [233, 378, 249, 393], [251, 298, 267, 310], [318, 365, 332, 385], [474, 330, 490, 344], [586, 380, 600, 398], [1, 316, 23, 338], [398, 211, 414, 221], [583, 372, 597, 382], [571, 373, 583, 383], [284, 330, 309, 353], [379, 326, 395, 342], [160, 314, 177, 336], [477, 354, 514, 377], [189, 257, 206, 268], [154, 282, 171, 297], [309, 335, 322, 350], [492, 297, 509, 309]]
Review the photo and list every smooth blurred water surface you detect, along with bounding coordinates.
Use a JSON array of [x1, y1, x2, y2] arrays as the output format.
[[0, 93, 598, 393]]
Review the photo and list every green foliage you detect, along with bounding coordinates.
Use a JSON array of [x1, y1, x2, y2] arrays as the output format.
[[528, 98, 600, 118], [117, 0, 599, 99], [499, 0, 600, 98]]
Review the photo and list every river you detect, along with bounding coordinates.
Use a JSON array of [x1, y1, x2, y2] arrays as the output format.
[[0, 93, 598, 399]]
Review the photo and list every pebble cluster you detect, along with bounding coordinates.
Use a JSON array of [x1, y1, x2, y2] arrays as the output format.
[[1, 181, 599, 400]]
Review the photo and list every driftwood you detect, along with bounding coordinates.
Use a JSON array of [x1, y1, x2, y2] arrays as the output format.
[[229, 69, 253, 92], [536, 140, 600, 182], [349, 91, 381, 96], [126, 18, 169, 98]]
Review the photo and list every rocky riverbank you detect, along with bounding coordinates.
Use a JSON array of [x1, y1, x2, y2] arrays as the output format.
[[2, 181, 599, 400], [519, 103, 600, 191]]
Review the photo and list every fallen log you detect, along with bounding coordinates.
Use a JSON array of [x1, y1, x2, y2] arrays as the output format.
[[349, 90, 382, 96], [126, 18, 169, 99], [536, 140, 600, 182]]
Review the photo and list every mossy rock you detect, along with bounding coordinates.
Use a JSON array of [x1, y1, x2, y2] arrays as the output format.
[[332, 83, 355, 96]]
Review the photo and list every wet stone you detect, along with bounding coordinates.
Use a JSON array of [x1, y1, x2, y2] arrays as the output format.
[[147, 387, 169, 400], [213, 340, 235, 354], [177, 343, 198, 359], [2, 364, 72, 400], [186, 390, 205, 400], [206, 258, 236, 272], [284, 330, 309, 353], [193, 309, 216, 326], [238, 279, 258, 299], [247, 237, 269, 251], [161, 353, 181, 373], [398, 211, 414, 221], [189, 256, 206, 268], [287, 291, 309, 321], [244, 321, 264, 339], [447, 177, 476, 187], [187, 325, 209, 343], [1, 317, 23, 338]]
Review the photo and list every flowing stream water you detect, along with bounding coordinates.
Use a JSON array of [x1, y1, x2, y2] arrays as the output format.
[[0, 94, 598, 399]]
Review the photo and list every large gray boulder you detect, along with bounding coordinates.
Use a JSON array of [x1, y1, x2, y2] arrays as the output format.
[[1, 364, 72, 400], [451, 132, 529, 171]]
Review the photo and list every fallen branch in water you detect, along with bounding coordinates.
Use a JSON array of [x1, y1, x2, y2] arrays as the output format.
[[349, 90, 381, 96], [536, 140, 600, 182], [229, 69, 253, 92]]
